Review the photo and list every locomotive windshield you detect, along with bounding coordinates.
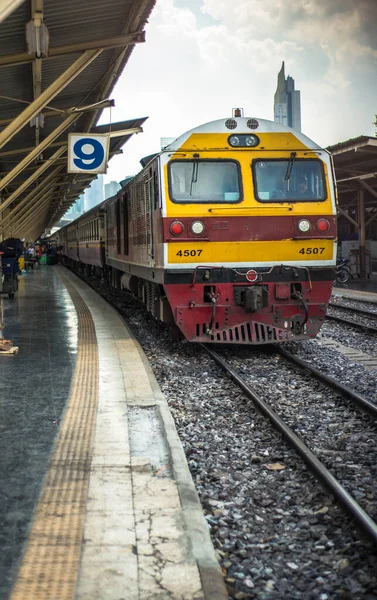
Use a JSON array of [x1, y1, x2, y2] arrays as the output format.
[[253, 159, 327, 202], [169, 159, 241, 203]]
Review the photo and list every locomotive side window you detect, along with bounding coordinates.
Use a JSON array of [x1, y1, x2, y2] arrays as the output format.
[[253, 159, 326, 202], [169, 160, 242, 203]]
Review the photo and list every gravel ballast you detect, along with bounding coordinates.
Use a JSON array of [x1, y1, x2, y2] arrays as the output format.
[[84, 276, 377, 600]]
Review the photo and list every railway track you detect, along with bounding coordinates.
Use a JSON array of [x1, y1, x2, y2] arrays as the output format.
[[70, 268, 377, 597], [276, 346, 377, 417], [326, 302, 377, 333], [201, 343, 377, 546], [329, 301, 377, 317]]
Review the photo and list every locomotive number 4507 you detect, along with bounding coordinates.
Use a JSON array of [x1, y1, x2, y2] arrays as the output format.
[[299, 247, 325, 255], [176, 250, 203, 257]]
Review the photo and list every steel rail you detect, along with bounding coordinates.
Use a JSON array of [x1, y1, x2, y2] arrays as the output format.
[[277, 347, 377, 418], [201, 344, 377, 546], [329, 301, 377, 318], [326, 312, 377, 333]]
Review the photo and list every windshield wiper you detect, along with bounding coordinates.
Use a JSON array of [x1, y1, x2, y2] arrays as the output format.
[[284, 151, 296, 181], [190, 153, 200, 195]]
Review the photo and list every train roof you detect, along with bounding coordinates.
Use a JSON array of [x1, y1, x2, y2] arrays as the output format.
[[163, 117, 323, 152]]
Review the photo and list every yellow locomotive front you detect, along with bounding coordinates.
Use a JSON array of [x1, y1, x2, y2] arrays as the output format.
[[159, 115, 337, 343]]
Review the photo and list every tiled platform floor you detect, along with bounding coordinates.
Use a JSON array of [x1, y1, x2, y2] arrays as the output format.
[[0, 266, 77, 598], [1, 266, 225, 600]]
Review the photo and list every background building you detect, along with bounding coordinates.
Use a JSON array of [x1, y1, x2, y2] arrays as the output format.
[[104, 181, 121, 199], [65, 176, 121, 218], [274, 61, 301, 132]]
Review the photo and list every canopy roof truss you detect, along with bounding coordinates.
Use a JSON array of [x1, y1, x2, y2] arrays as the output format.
[[0, 0, 155, 241], [328, 136, 377, 232]]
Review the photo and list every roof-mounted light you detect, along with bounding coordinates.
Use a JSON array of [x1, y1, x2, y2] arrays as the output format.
[[228, 134, 259, 148]]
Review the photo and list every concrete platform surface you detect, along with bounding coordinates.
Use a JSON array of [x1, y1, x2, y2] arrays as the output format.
[[333, 273, 377, 304], [0, 265, 226, 600]]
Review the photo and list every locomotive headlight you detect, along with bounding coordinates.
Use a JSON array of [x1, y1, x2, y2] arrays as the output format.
[[228, 134, 260, 147], [298, 219, 311, 233], [229, 135, 240, 147], [245, 135, 259, 147], [191, 221, 205, 235]]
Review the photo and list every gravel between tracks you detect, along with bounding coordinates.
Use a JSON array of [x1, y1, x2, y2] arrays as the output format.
[[87, 277, 377, 600]]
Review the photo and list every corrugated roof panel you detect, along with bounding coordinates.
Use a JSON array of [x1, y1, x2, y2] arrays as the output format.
[[0, 0, 156, 238], [45, 0, 133, 44], [0, 64, 31, 110], [0, 2, 29, 55]]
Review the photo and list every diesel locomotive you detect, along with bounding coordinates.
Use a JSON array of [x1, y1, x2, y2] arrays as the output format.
[[57, 113, 338, 344]]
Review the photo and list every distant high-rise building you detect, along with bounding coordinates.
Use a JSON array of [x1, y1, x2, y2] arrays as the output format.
[[84, 175, 104, 211], [274, 61, 301, 132], [66, 194, 84, 216], [64, 175, 105, 218], [104, 181, 121, 199]]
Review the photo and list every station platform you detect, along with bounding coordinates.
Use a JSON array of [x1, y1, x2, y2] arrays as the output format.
[[333, 272, 377, 304], [0, 266, 226, 600]]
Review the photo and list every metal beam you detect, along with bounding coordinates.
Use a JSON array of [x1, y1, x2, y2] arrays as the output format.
[[7, 189, 53, 236], [0, 99, 114, 127], [0, 113, 78, 193], [0, 141, 65, 158], [0, 49, 101, 150], [0, 0, 25, 24], [337, 206, 359, 228], [336, 172, 377, 183], [0, 165, 63, 229], [358, 189, 366, 278], [4, 185, 55, 237], [359, 179, 377, 199], [109, 127, 142, 138], [0, 146, 66, 213], [366, 210, 377, 228], [0, 31, 145, 68]]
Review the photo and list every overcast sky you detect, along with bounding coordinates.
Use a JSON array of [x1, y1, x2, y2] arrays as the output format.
[[101, 0, 377, 183]]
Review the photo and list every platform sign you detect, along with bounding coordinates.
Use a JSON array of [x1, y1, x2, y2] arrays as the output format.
[[68, 133, 110, 174], [44, 228, 51, 237]]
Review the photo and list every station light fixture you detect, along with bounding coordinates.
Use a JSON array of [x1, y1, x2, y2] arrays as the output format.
[[26, 12, 49, 58]]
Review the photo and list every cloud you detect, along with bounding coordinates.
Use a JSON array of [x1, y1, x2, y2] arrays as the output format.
[[102, 0, 377, 183]]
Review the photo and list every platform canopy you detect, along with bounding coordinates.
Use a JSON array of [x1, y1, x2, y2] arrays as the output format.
[[0, 0, 156, 241], [329, 136, 377, 211], [328, 135, 377, 276]]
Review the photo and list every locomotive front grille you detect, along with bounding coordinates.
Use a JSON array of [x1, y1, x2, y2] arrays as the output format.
[[195, 321, 292, 344]]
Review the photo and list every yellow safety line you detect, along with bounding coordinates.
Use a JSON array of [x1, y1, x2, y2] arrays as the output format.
[[11, 272, 98, 600]]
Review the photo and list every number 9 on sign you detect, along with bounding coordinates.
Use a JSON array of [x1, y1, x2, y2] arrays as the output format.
[[68, 133, 110, 174]]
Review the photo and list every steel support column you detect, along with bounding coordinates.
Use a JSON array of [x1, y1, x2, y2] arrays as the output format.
[[357, 188, 366, 278]]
